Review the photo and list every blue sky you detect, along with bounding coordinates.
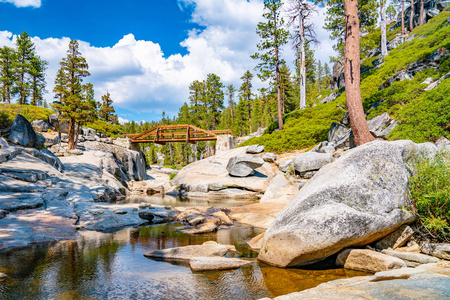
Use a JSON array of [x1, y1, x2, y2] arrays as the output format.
[[0, 0, 336, 124]]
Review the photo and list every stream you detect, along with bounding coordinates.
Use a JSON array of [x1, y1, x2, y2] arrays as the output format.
[[0, 196, 367, 300]]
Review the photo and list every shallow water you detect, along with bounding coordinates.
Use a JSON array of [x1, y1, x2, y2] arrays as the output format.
[[0, 222, 368, 300]]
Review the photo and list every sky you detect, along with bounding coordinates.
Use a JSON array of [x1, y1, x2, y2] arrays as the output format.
[[0, 0, 337, 124]]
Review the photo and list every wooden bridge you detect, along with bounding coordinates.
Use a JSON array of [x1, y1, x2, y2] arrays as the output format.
[[124, 124, 232, 145]]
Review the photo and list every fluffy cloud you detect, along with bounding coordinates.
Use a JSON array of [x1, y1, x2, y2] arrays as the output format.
[[0, 0, 41, 8], [0, 0, 336, 120]]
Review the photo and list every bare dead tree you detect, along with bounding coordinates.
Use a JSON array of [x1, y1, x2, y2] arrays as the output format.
[[286, 0, 318, 110]]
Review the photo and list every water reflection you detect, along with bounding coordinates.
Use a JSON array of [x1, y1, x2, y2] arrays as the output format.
[[123, 194, 256, 208], [0, 223, 368, 300]]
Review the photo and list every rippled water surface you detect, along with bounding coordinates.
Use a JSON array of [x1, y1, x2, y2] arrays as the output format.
[[0, 197, 368, 300]]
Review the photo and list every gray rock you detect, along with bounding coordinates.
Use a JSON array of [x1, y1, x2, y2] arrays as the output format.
[[367, 112, 392, 134], [0, 209, 7, 219], [319, 92, 341, 104], [144, 244, 228, 261], [69, 149, 83, 155], [31, 119, 53, 132], [48, 114, 70, 133], [381, 249, 440, 267], [278, 160, 293, 173], [328, 122, 348, 144], [81, 127, 97, 137], [260, 173, 299, 203], [189, 256, 252, 271], [0, 137, 9, 148], [379, 71, 413, 90], [227, 155, 264, 177], [247, 144, 265, 154], [292, 152, 332, 173], [375, 225, 414, 250], [8, 114, 36, 147], [421, 243, 450, 260], [23, 148, 65, 172], [376, 121, 398, 139], [35, 134, 45, 148], [263, 152, 277, 162], [422, 77, 433, 85], [258, 141, 419, 267], [336, 249, 406, 273]]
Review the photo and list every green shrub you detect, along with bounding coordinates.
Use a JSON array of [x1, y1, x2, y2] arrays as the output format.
[[409, 150, 450, 242], [0, 103, 55, 125], [85, 119, 124, 138], [169, 173, 177, 180]]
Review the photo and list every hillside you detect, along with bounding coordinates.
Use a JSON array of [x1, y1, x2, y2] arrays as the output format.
[[241, 10, 450, 153]]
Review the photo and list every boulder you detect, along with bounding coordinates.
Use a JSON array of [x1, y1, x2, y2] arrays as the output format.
[[35, 134, 45, 148], [226, 155, 264, 177], [328, 122, 348, 145], [367, 112, 392, 135], [319, 92, 341, 104], [421, 243, 450, 260], [189, 256, 252, 271], [381, 249, 440, 267], [246, 144, 265, 154], [260, 173, 299, 203], [144, 244, 228, 261], [247, 232, 265, 251], [263, 152, 277, 163], [292, 152, 332, 174], [258, 141, 421, 267], [48, 114, 69, 133], [336, 249, 406, 273], [8, 114, 36, 147], [278, 159, 293, 173], [0, 137, 8, 148], [31, 119, 53, 132], [375, 225, 414, 250], [211, 211, 233, 225]]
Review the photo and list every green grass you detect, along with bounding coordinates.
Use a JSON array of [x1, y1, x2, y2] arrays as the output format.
[[0, 103, 55, 129], [409, 150, 450, 242]]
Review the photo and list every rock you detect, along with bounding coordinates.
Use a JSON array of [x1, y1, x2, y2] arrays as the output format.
[[375, 225, 414, 250], [421, 243, 450, 260], [376, 121, 398, 139], [260, 173, 299, 203], [263, 152, 277, 163], [336, 249, 406, 273], [292, 152, 332, 174], [379, 70, 413, 90], [8, 114, 36, 147], [81, 127, 97, 137], [211, 211, 233, 225], [0, 273, 7, 280], [144, 244, 228, 261], [367, 112, 392, 135], [425, 71, 450, 91], [189, 256, 252, 271], [23, 148, 65, 172], [34, 134, 45, 148], [186, 214, 205, 226], [258, 141, 420, 267], [381, 249, 440, 267], [422, 77, 433, 85], [247, 144, 265, 154], [138, 211, 155, 221], [319, 92, 341, 104], [48, 114, 70, 133], [181, 219, 219, 234], [31, 119, 53, 132], [69, 149, 83, 155], [215, 134, 237, 154], [226, 155, 265, 177], [0, 137, 9, 148], [247, 232, 265, 251], [278, 159, 293, 173]]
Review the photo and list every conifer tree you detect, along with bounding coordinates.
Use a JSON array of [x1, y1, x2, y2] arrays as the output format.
[[317, 60, 323, 92], [386, 5, 397, 21], [409, 0, 415, 31], [29, 55, 48, 106], [188, 80, 205, 127], [252, 0, 289, 130], [239, 70, 254, 132], [99, 92, 117, 123], [0, 46, 15, 104], [53, 40, 92, 150], [14, 31, 35, 105], [235, 98, 249, 136], [204, 73, 224, 130], [226, 84, 236, 120]]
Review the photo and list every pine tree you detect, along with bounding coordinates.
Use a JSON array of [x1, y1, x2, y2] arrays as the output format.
[[188, 80, 205, 127], [234, 98, 249, 136], [14, 31, 35, 105], [252, 0, 289, 131], [0, 46, 15, 104], [317, 60, 323, 92], [29, 55, 48, 106], [386, 5, 397, 21], [226, 84, 236, 120], [239, 70, 254, 132], [52, 40, 92, 150], [99, 92, 117, 123], [204, 73, 224, 130], [305, 42, 317, 85], [323, 63, 331, 88]]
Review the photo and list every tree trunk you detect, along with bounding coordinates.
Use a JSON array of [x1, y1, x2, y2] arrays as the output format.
[[419, 0, 424, 25], [401, 0, 405, 35], [68, 118, 75, 150], [381, 1, 388, 57], [344, 0, 375, 146], [274, 9, 283, 131], [410, 0, 414, 32], [300, 17, 306, 110]]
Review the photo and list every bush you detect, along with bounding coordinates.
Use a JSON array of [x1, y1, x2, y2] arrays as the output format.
[[85, 119, 124, 138], [169, 173, 177, 180], [0, 103, 55, 125], [409, 150, 450, 242]]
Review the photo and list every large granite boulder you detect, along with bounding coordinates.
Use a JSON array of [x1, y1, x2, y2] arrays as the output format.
[[292, 152, 332, 173], [31, 119, 54, 132], [8, 114, 36, 147], [48, 114, 70, 133], [258, 140, 433, 267], [227, 155, 265, 177]]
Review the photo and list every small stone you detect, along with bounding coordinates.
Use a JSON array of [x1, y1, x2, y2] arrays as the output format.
[[203, 241, 218, 245], [211, 211, 233, 225], [164, 206, 172, 210], [263, 152, 277, 163], [375, 225, 414, 250], [144, 244, 228, 261], [381, 249, 440, 267], [69, 149, 83, 155], [246, 145, 265, 154], [189, 256, 252, 271], [421, 243, 450, 260], [247, 233, 264, 251], [138, 211, 155, 221], [186, 214, 205, 226], [113, 209, 128, 215], [336, 249, 407, 273]]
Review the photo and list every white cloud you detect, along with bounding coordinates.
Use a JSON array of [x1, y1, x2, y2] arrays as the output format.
[[0, 0, 41, 8], [118, 117, 129, 125], [0, 0, 336, 119]]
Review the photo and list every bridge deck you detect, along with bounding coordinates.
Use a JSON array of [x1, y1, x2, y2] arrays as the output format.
[[124, 124, 232, 145]]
